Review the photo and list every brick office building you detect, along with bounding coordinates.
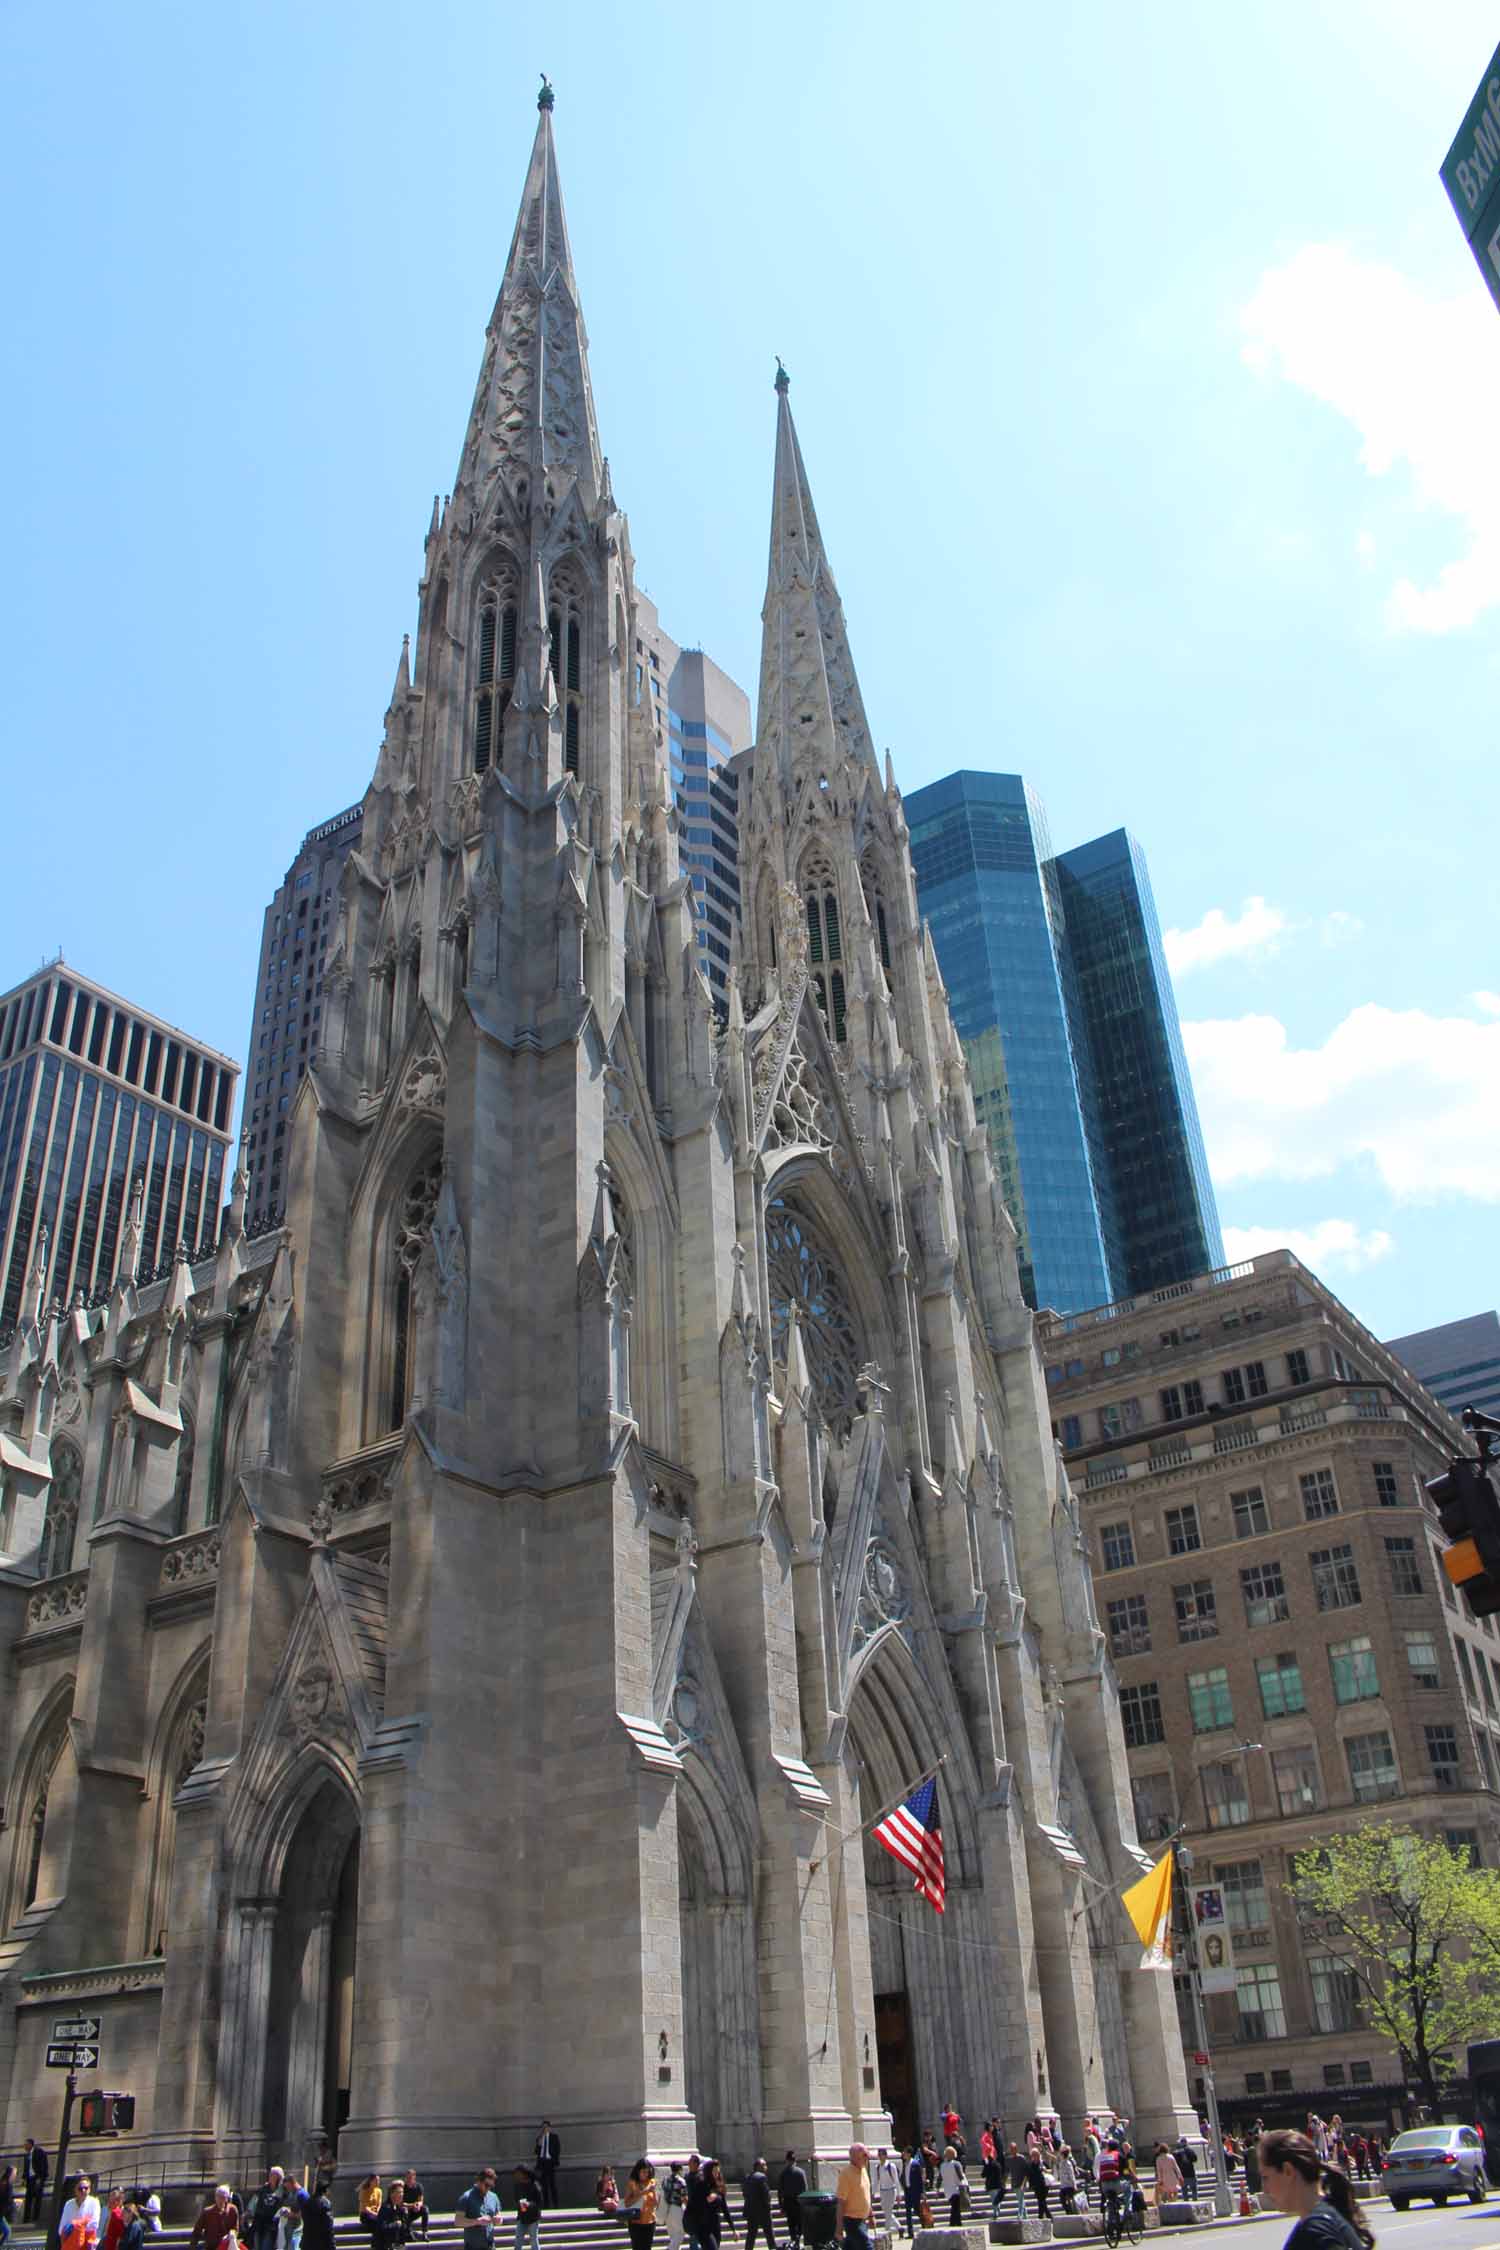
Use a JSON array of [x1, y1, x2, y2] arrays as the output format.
[[1041, 1250, 1500, 2129]]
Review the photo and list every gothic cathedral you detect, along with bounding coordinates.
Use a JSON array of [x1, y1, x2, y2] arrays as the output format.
[[0, 90, 1192, 2187]]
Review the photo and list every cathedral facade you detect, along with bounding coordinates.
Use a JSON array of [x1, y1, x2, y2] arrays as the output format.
[[0, 91, 1192, 2191]]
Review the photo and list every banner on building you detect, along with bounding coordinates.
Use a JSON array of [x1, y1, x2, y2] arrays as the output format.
[[1191, 1880, 1236, 1994], [1122, 1850, 1174, 1969]]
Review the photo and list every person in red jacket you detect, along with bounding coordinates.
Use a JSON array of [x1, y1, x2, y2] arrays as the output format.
[[189, 2187, 242, 2250]]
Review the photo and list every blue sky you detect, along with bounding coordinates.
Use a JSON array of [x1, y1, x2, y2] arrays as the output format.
[[3, 0, 1498, 1343]]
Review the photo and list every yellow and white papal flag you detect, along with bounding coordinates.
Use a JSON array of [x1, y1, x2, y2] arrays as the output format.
[[1121, 1850, 1174, 1969]]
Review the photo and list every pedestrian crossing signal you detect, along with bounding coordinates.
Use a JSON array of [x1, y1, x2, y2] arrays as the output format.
[[77, 2092, 135, 2134], [1428, 1415, 1500, 1618]]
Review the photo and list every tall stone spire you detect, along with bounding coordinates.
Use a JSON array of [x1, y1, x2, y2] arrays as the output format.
[[454, 78, 604, 514], [756, 364, 881, 795]]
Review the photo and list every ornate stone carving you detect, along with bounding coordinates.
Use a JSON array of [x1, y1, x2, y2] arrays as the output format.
[[284, 1659, 347, 1745], [25, 1572, 88, 1630], [761, 1032, 833, 1156], [55, 1373, 82, 1428], [400, 1051, 446, 1116], [324, 1454, 398, 1519], [853, 1536, 911, 1654], [665, 1669, 713, 1751], [160, 1532, 222, 1587]]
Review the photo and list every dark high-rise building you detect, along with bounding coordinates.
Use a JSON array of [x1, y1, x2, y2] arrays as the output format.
[[909, 772, 1222, 1313], [907, 771, 1113, 1312], [0, 959, 237, 1329], [1051, 828, 1224, 1297], [244, 802, 363, 1222], [1386, 1311, 1500, 1422]]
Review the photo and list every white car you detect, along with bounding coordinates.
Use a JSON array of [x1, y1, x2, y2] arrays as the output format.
[[1381, 2125, 1488, 2208]]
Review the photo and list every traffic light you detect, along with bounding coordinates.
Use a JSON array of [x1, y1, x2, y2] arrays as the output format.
[[1428, 1441, 1500, 1617], [76, 2092, 135, 2135]]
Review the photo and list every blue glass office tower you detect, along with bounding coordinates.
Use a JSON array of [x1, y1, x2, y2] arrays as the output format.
[[907, 771, 1113, 1312], [1050, 828, 1224, 1297], [908, 772, 1223, 1313]]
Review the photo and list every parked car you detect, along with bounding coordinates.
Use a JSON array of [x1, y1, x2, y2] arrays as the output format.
[[1382, 2125, 1488, 2208]]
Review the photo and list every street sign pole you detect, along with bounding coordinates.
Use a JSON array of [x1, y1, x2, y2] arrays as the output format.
[[45, 2069, 78, 2250], [1175, 1846, 1234, 2218]]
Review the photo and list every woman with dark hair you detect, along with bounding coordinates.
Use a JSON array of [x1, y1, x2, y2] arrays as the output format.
[[1258, 2132, 1374, 2250], [623, 2162, 658, 2250]]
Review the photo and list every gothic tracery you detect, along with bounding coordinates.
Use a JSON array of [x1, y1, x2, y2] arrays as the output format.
[[765, 1195, 863, 1438]]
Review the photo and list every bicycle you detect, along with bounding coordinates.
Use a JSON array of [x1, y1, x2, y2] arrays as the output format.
[[1100, 2191, 1144, 2247]]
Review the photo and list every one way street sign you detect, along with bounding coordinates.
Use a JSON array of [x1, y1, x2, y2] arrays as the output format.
[[51, 2016, 101, 2042], [45, 2042, 98, 2070]]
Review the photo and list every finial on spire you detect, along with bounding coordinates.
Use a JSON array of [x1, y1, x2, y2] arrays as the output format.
[[538, 72, 555, 112], [774, 356, 790, 395]]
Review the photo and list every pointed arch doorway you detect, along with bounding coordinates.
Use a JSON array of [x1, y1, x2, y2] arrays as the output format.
[[261, 1777, 361, 2155]]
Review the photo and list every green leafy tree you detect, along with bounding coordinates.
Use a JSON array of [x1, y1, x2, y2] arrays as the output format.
[[1288, 1823, 1500, 2118]]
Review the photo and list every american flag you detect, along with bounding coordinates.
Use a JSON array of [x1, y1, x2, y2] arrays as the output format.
[[873, 1775, 945, 1913]]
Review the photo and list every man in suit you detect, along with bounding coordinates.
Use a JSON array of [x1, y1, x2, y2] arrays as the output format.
[[24, 2142, 50, 2226], [534, 2124, 561, 2208]]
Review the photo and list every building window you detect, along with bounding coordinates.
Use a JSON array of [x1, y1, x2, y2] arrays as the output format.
[[1057, 1414, 1082, 1448], [1131, 1770, 1177, 1842], [1322, 2065, 1346, 2088], [40, 1445, 82, 1577], [1373, 1461, 1401, 1508], [1245, 2073, 1267, 2096], [1215, 1858, 1269, 1936], [1311, 1544, 1362, 1611], [1165, 1504, 1202, 1555], [1236, 1963, 1287, 2041], [1175, 1580, 1219, 1643], [1100, 1521, 1135, 1572], [802, 859, 847, 1043], [548, 582, 586, 776], [1445, 1827, 1482, 1865], [1257, 1651, 1305, 1718], [1425, 1724, 1462, 1790], [1286, 1349, 1311, 1386], [1329, 1635, 1379, 1704], [388, 1151, 444, 1433], [1272, 1741, 1321, 1813], [1232, 1486, 1270, 1539], [473, 594, 517, 774], [1161, 1382, 1205, 1422], [1405, 1631, 1441, 1689], [1350, 2061, 1373, 2085], [1241, 1560, 1290, 1628], [1345, 1729, 1400, 1802], [1384, 1536, 1424, 1598], [1300, 1468, 1339, 1521], [1121, 1683, 1166, 1749], [1308, 1951, 1362, 2033], [1202, 1756, 1251, 1827], [1188, 1666, 1234, 1732], [1099, 1398, 1142, 1441], [1107, 1594, 1152, 1658], [1222, 1361, 1268, 1404]]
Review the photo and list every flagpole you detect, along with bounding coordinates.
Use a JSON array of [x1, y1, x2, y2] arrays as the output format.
[[805, 1755, 949, 1878]]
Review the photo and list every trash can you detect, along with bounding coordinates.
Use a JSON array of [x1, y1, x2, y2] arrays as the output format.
[[799, 2192, 841, 2247]]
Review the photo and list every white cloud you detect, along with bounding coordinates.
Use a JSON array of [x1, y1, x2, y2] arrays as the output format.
[[1319, 909, 1363, 949], [1475, 991, 1500, 1017], [1183, 997, 1500, 1200], [1164, 896, 1287, 976], [1240, 243, 1500, 632], [1221, 1219, 1394, 1274]]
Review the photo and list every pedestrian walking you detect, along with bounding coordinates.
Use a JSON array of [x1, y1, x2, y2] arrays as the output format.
[[60, 2175, 102, 2250], [833, 2148, 872, 2250], [662, 2167, 687, 2250], [119, 2194, 146, 2250], [190, 2188, 241, 2250], [535, 2126, 561, 2211], [276, 2181, 303, 2250], [456, 2170, 501, 2250], [872, 2151, 900, 2241], [1154, 2146, 1183, 2208], [1257, 2131, 1373, 2250], [1057, 2151, 1078, 2216], [777, 2156, 806, 2249], [938, 2149, 964, 2227], [624, 2162, 658, 2250], [101, 2188, 128, 2250], [249, 2170, 288, 2250], [903, 2149, 925, 2237], [25, 2144, 51, 2229], [982, 2143, 1005, 2223], [513, 2168, 543, 2250], [299, 2190, 335, 2250], [742, 2161, 773, 2250], [0, 2163, 16, 2250]]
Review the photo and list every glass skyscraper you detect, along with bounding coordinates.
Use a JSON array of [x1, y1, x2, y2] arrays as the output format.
[[1050, 828, 1223, 1296], [907, 771, 1113, 1312], [908, 772, 1222, 1314]]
